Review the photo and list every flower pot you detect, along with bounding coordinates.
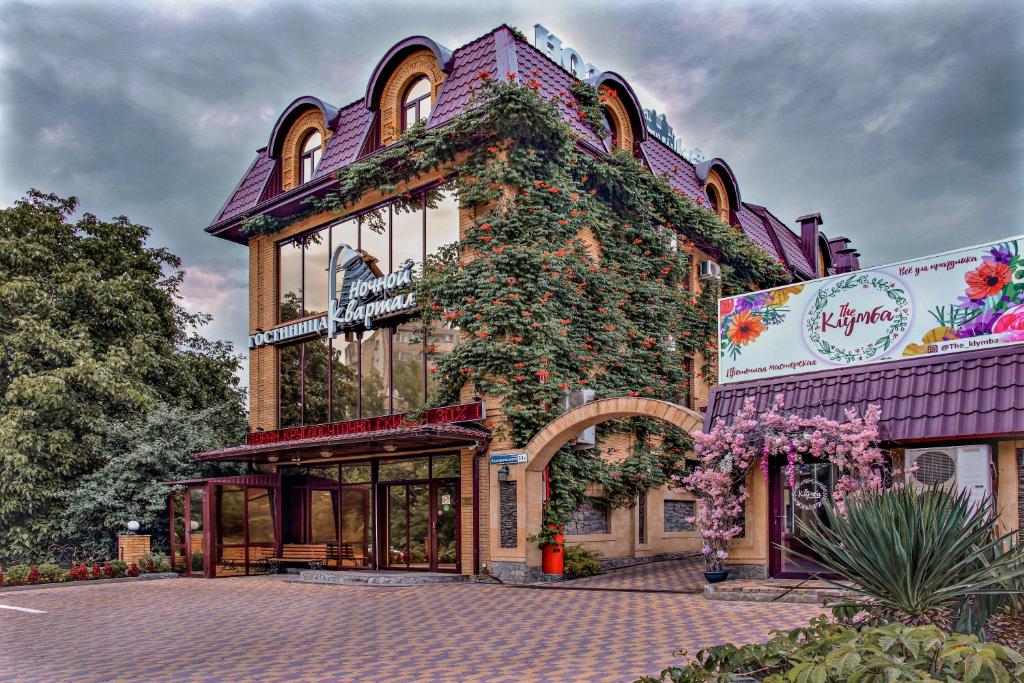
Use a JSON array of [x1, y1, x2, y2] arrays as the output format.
[[541, 525, 564, 575], [704, 570, 729, 583]]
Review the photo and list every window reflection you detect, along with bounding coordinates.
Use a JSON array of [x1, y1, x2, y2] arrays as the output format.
[[275, 187, 463, 427]]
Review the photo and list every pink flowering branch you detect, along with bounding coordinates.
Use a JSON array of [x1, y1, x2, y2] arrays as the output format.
[[672, 394, 892, 573]]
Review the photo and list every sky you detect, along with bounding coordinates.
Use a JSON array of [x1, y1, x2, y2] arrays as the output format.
[[1, 0, 1022, 385]]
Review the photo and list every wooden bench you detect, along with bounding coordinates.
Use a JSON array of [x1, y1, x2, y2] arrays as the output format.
[[267, 544, 334, 571], [218, 546, 274, 572]]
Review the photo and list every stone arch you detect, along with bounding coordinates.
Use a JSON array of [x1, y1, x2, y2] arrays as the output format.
[[524, 397, 703, 472]]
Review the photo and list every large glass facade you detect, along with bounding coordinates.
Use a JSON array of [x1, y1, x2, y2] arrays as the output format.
[[277, 187, 460, 428]]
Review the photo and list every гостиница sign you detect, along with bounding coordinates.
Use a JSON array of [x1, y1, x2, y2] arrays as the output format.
[[249, 243, 416, 349], [717, 235, 1024, 383]]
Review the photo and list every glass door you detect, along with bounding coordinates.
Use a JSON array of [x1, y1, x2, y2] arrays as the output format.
[[769, 461, 837, 577], [383, 483, 431, 569], [340, 487, 371, 568], [433, 480, 459, 572]]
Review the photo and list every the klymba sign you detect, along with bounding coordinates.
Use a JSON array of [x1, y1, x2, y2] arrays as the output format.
[[718, 236, 1024, 383], [249, 243, 416, 349]]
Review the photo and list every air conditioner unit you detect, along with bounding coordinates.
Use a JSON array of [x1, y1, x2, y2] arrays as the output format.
[[560, 389, 596, 450], [699, 260, 721, 279], [905, 445, 992, 510]]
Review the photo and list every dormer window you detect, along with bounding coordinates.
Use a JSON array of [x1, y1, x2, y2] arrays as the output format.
[[402, 77, 432, 130], [300, 131, 322, 184]]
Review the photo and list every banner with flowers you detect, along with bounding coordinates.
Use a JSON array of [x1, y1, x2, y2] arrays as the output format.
[[719, 236, 1024, 383]]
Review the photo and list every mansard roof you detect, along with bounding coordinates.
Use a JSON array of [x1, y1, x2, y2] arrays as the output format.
[[205, 24, 847, 278]]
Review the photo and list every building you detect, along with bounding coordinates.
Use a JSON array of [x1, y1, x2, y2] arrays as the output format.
[[707, 236, 1024, 578], [174, 24, 863, 581]]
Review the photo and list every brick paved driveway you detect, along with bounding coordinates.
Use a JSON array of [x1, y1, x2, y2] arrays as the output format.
[[0, 575, 821, 682], [554, 557, 706, 592]]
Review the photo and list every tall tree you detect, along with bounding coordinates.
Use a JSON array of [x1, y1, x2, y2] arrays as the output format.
[[0, 190, 246, 556]]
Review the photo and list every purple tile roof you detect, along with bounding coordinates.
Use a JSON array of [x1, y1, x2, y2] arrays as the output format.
[[704, 345, 1024, 442], [206, 24, 844, 280], [639, 138, 704, 199], [213, 149, 275, 224], [429, 31, 499, 127], [735, 204, 783, 263], [314, 101, 372, 180]]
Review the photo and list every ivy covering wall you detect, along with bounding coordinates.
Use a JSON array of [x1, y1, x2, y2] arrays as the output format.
[[243, 72, 790, 530]]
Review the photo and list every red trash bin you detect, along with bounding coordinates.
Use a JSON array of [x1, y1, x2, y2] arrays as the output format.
[[541, 525, 564, 575]]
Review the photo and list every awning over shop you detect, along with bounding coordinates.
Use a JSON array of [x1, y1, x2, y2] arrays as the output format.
[[705, 344, 1024, 443], [194, 424, 491, 463]]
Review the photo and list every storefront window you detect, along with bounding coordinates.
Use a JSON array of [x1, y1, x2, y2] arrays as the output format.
[[217, 485, 245, 544], [247, 488, 275, 543], [379, 458, 429, 481], [341, 463, 371, 483], [276, 186, 462, 427], [310, 490, 339, 545], [431, 454, 461, 479]]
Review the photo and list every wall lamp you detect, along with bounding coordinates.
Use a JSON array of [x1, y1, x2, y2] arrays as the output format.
[[497, 465, 510, 482]]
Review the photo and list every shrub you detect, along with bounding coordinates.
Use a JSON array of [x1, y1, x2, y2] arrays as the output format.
[[68, 563, 89, 581], [109, 560, 128, 578], [37, 564, 64, 584], [797, 486, 1024, 634], [127, 563, 139, 577], [564, 545, 602, 579], [4, 565, 31, 586], [26, 566, 40, 584], [140, 551, 172, 573], [640, 618, 1024, 682]]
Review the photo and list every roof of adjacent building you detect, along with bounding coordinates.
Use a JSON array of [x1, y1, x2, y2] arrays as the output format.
[[704, 344, 1024, 443], [205, 24, 841, 277]]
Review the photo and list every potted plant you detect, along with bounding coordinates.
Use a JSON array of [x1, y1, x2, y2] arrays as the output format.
[[528, 523, 565, 576]]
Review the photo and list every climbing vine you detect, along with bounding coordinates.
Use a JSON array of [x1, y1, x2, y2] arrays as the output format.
[[242, 72, 789, 531]]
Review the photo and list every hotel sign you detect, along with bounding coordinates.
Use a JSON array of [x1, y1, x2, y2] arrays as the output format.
[[718, 236, 1024, 383], [250, 243, 417, 349], [246, 401, 485, 446]]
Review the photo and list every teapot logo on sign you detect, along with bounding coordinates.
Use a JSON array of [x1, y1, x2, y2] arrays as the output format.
[[801, 273, 912, 365]]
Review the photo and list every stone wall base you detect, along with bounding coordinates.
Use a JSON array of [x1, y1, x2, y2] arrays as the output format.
[[723, 563, 768, 579], [488, 561, 546, 584], [599, 552, 698, 571]]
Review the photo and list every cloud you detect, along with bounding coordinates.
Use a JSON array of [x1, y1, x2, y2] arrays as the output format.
[[1, 0, 1021, 388]]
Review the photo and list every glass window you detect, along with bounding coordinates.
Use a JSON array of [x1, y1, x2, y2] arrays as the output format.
[[331, 219, 359, 299], [402, 77, 432, 130], [360, 329, 389, 417], [305, 466, 339, 482], [431, 454, 461, 479], [331, 335, 358, 421], [279, 239, 303, 322], [279, 343, 303, 428], [217, 485, 245, 544], [300, 130, 322, 184], [310, 490, 339, 544], [302, 338, 330, 426], [425, 186, 459, 257], [341, 463, 372, 483], [360, 207, 389, 273], [247, 488, 275, 543], [303, 229, 330, 316], [379, 458, 429, 481]]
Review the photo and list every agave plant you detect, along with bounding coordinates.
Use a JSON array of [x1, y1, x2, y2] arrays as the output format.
[[795, 486, 1024, 631]]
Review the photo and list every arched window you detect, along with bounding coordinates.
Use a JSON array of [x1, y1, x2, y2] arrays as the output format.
[[706, 184, 721, 215], [402, 77, 432, 130], [300, 131, 322, 184], [604, 109, 619, 149]]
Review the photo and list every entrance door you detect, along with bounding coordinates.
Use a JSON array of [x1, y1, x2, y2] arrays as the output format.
[[769, 461, 837, 578], [381, 481, 459, 572]]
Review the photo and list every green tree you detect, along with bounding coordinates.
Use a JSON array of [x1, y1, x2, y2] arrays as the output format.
[[60, 403, 246, 556], [0, 190, 246, 556]]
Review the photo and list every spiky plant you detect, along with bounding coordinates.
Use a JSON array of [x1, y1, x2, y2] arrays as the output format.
[[796, 486, 1024, 631]]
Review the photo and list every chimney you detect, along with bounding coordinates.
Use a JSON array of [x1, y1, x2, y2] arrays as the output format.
[[796, 212, 822, 274]]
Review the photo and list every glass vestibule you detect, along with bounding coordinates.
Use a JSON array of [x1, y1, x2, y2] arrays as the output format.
[[280, 464, 373, 569]]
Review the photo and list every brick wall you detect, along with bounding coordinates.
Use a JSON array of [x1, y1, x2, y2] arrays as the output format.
[[600, 86, 634, 153], [379, 49, 446, 146], [280, 108, 329, 191], [117, 535, 151, 566]]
